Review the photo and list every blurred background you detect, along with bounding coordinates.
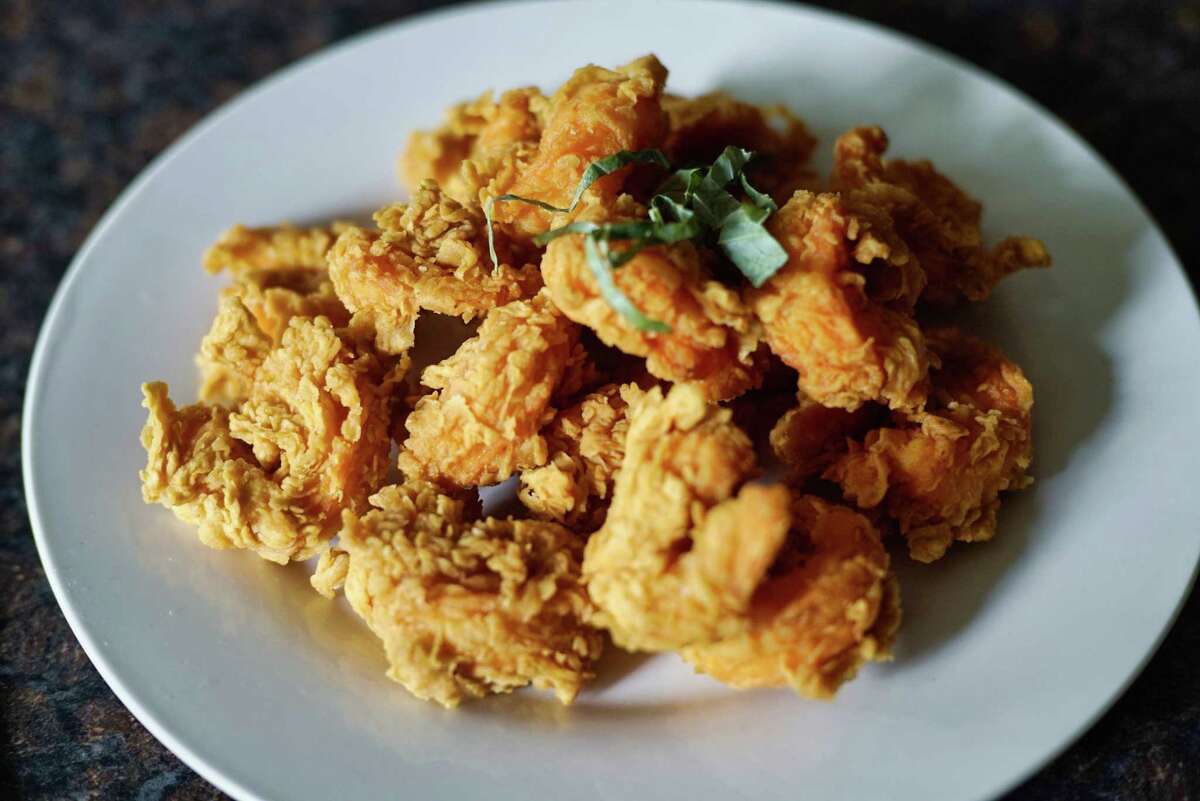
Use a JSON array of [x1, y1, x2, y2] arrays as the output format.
[[2, 1, 1197, 799]]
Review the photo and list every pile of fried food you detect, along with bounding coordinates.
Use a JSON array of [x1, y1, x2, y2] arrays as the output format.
[[139, 55, 1049, 709]]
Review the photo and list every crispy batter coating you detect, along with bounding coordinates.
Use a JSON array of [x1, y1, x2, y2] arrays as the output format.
[[662, 91, 818, 203], [198, 270, 350, 404], [337, 482, 603, 708], [310, 546, 350, 599], [227, 268, 349, 341], [747, 190, 930, 411], [197, 221, 353, 404], [399, 291, 581, 488], [682, 495, 898, 698], [202, 222, 349, 277], [518, 382, 636, 532], [583, 384, 791, 651], [826, 328, 1034, 562], [541, 200, 763, 402], [328, 181, 542, 355], [770, 398, 888, 482], [401, 87, 549, 206], [834, 126, 1051, 307], [488, 55, 670, 240], [140, 315, 396, 563], [196, 295, 275, 405]]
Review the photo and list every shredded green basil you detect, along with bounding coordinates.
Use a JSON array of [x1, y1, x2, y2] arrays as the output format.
[[584, 236, 670, 333], [483, 145, 789, 330], [485, 149, 671, 268]]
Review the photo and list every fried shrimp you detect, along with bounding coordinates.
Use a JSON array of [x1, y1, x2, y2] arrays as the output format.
[[399, 291, 581, 488], [402, 86, 549, 206], [136, 54, 1056, 714], [833, 126, 1050, 307], [682, 494, 898, 698], [518, 382, 637, 532], [747, 190, 930, 411], [583, 384, 791, 651], [487, 55, 670, 241], [140, 314, 396, 563], [541, 199, 763, 401], [337, 481, 603, 708], [826, 328, 1034, 562]]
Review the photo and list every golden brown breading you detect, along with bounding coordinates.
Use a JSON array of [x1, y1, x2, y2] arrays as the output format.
[[518, 382, 637, 532], [227, 268, 349, 341], [310, 546, 350, 599], [583, 384, 791, 651], [747, 190, 930, 411], [196, 221, 352, 404], [327, 181, 542, 355], [337, 482, 603, 708], [401, 87, 549, 206], [770, 398, 888, 482], [541, 199, 764, 402], [202, 222, 349, 277], [196, 295, 275, 405], [197, 269, 350, 404], [398, 291, 580, 488], [487, 55, 670, 241], [833, 126, 1050, 307], [826, 327, 1034, 562], [682, 494, 897, 698], [662, 91, 818, 203], [140, 315, 396, 564]]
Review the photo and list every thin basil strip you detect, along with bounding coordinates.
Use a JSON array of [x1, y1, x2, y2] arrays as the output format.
[[584, 236, 670, 333], [484, 197, 502, 269], [717, 202, 789, 287], [739, 172, 777, 213], [567, 149, 670, 210], [486, 149, 669, 267], [707, 146, 755, 188]]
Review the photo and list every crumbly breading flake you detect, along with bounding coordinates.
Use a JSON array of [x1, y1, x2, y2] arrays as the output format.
[[202, 222, 350, 277], [310, 546, 350, 599]]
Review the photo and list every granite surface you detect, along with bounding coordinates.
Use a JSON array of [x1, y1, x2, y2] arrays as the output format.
[[2, 1, 1198, 798]]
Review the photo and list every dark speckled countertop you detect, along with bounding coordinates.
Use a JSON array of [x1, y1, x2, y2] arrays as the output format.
[[2, 1, 1198, 799]]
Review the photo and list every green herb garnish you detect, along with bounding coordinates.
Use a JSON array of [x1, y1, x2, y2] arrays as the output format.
[[484, 145, 788, 331], [584, 236, 671, 333], [485, 149, 671, 268]]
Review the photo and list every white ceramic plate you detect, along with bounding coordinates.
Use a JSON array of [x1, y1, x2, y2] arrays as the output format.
[[24, 2, 1200, 800]]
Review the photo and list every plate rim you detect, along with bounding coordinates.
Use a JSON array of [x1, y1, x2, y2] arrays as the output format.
[[21, 2, 1200, 800]]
